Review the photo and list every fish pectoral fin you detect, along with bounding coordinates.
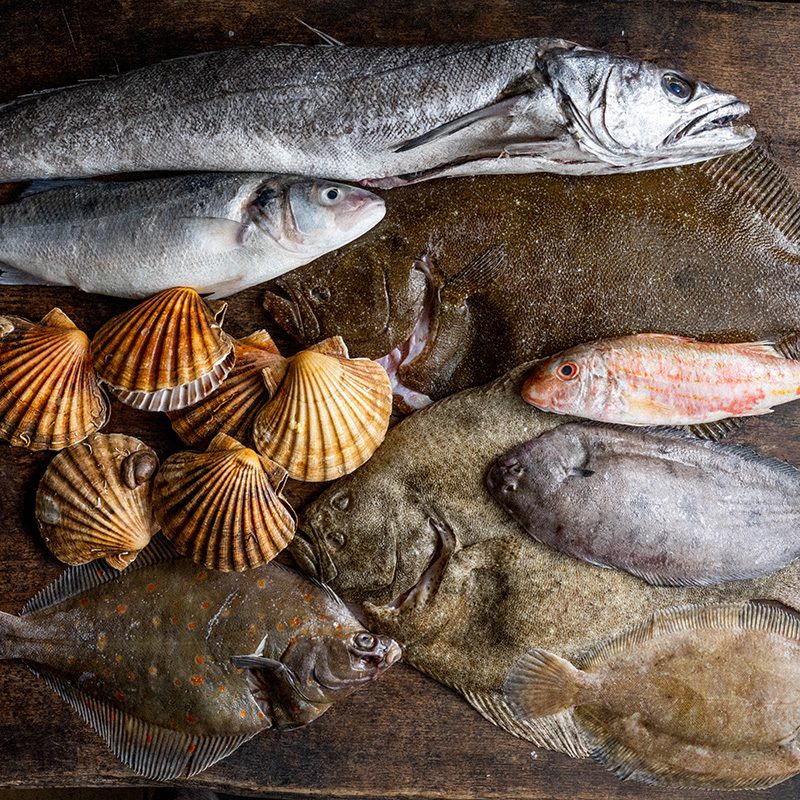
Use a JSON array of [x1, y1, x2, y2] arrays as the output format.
[[503, 648, 584, 719], [179, 217, 248, 253], [394, 96, 524, 153], [38, 672, 257, 780], [625, 396, 679, 423], [441, 244, 509, 306]]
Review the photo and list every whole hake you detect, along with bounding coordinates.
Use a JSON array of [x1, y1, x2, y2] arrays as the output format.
[[0, 40, 753, 183], [0, 174, 384, 299], [264, 147, 800, 407], [0, 537, 400, 779], [290, 363, 800, 767]]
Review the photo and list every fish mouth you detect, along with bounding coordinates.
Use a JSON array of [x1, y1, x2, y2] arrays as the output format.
[[376, 257, 435, 413], [383, 519, 456, 615], [262, 281, 319, 343], [288, 527, 338, 585], [663, 101, 753, 147]]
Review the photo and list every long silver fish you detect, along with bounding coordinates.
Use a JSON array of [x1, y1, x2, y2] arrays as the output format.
[[0, 40, 754, 183], [0, 174, 385, 298]]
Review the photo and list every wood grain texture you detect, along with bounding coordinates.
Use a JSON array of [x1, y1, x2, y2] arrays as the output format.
[[0, 1, 799, 798]]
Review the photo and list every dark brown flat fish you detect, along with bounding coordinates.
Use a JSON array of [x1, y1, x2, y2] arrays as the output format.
[[505, 602, 800, 790], [486, 424, 800, 586], [264, 147, 800, 407], [0, 537, 400, 780]]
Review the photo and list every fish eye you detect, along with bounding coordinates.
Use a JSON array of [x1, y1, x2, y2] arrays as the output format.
[[556, 362, 579, 381], [353, 632, 377, 650], [330, 491, 349, 510], [661, 73, 692, 102], [310, 286, 331, 303], [327, 530, 346, 549], [319, 185, 343, 206]]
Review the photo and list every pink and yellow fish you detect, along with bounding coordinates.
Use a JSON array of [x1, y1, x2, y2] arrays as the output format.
[[521, 333, 800, 426]]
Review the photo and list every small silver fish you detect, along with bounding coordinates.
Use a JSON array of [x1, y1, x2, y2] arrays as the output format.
[[0, 537, 400, 780], [487, 424, 800, 586], [0, 174, 385, 298], [0, 40, 754, 184], [504, 602, 800, 790]]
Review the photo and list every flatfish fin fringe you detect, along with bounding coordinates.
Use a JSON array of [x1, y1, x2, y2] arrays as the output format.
[[36, 671, 256, 780], [21, 534, 178, 616], [698, 145, 800, 246]]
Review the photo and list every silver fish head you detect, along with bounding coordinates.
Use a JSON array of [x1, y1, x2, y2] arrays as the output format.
[[262, 228, 426, 357], [248, 176, 386, 259], [544, 47, 755, 168]]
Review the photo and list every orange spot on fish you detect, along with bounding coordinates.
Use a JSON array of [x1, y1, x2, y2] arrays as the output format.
[[97, 633, 107, 651], [146, 582, 156, 592], [79, 598, 89, 608], [191, 675, 205, 685], [291, 705, 300, 713], [335, 624, 343, 632], [127, 673, 135, 681], [174, 678, 183, 687], [303, 594, 312, 603], [145, 732, 153, 746], [152, 616, 161, 628], [195, 655, 203, 665], [115, 654, 123, 663], [114, 690, 125, 702], [67, 655, 76, 665], [290, 618, 299, 626], [95, 568, 103, 577], [257, 711, 266, 720], [148, 666, 158, 676], [239, 709, 247, 718], [218, 685, 226, 692], [186, 713, 198, 725], [257, 579, 266, 589], [187, 742, 197, 753], [236, 668, 243, 674], [116, 605, 126, 614], [188, 622, 197, 631], [170, 617, 178, 625], [196, 571, 208, 582], [277, 622, 283, 631], [201, 601, 211, 610], [288, 637, 296, 646]]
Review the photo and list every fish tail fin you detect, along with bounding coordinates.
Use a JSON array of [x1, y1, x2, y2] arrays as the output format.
[[503, 648, 584, 719], [0, 263, 58, 287], [0, 611, 23, 660]]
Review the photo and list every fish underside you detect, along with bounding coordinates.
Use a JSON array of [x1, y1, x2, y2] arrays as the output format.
[[0, 39, 753, 182], [264, 146, 800, 409], [292, 363, 800, 778]]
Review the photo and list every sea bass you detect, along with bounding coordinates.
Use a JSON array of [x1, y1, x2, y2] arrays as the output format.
[[486, 424, 800, 586], [290, 363, 800, 769], [521, 333, 800, 426], [0, 40, 753, 183], [0, 174, 384, 299], [505, 602, 800, 790], [0, 537, 400, 780], [263, 147, 800, 408]]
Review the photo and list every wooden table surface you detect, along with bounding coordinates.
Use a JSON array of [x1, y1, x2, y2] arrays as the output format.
[[1, 0, 800, 797]]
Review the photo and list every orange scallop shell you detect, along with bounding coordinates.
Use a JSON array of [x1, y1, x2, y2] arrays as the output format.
[[168, 330, 286, 448], [91, 287, 235, 412], [0, 308, 109, 450], [153, 433, 296, 572], [252, 336, 392, 482], [36, 433, 159, 570]]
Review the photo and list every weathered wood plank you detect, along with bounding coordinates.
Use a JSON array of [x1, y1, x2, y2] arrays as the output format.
[[0, 1, 799, 798]]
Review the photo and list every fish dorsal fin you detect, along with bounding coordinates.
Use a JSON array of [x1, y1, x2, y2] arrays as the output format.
[[37, 672, 256, 780], [698, 145, 800, 246], [21, 534, 178, 616], [685, 417, 745, 442], [503, 648, 583, 719], [578, 601, 800, 672], [441, 245, 509, 305]]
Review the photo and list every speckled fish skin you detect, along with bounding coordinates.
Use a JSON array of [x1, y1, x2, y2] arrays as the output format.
[[0, 538, 400, 779], [0, 40, 753, 183], [504, 602, 800, 789], [0, 173, 385, 299], [521, 333, 800, 425], [263, 147, 800, 406], [290, 363, 800, 762], [486, 424, 800, 587]]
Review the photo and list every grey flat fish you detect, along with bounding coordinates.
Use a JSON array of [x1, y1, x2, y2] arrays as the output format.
[[0, 537, 400, 780], [289, 363, 800, 776], [0, 174, 384, 299], [487, 424, 800, 587], [0, 40, 753, 183]]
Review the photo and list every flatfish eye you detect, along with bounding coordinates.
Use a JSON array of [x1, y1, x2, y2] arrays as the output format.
[[327, 530, 346, 549], [353, 632, 377, 650], [556, 362, 579, 381], [661, 73, 692, 102]]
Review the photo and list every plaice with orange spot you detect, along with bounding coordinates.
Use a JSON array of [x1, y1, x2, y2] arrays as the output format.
[[521, 333, 800, 428]]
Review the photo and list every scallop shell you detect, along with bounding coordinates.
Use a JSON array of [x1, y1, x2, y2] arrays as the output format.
[[0, 308, 109, 450], [168, 330, 286, 448], [153, 433, 296, 572], [252, 336, 392, 482], [36, 433, 159, 569], [92, 287, 235, 412]]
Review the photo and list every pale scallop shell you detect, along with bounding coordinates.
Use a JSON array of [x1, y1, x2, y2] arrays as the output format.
[[153, 433, 296, 571], [167, 330, 286, 448], [36, 433, 159, 569], [0, 308, 109, 450], [252, 336, 392, 482], [91, 287, 235, 412]]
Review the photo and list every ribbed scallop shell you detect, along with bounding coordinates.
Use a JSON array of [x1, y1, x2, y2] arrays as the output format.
[[252, 336, 392, 481], [92, 287, 235, 412], [36, 433, 159, 569], [153, 433, 296, 572], [0, 308, 109, 450], [168, 330, 286, 448]]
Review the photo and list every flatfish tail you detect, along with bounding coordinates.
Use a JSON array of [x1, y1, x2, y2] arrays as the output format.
[[15, 534, 258, 780]]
